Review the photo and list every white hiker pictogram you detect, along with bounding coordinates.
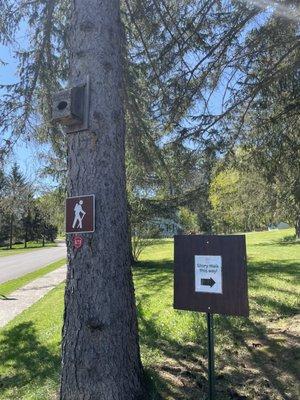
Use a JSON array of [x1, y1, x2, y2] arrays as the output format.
[[72, 200, 86, 229]]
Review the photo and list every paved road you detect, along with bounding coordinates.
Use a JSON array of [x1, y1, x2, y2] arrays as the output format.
[[0, 243, 66, 284]]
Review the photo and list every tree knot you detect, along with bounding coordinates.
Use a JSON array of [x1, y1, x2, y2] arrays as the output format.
[[87, 318, 104, 331]]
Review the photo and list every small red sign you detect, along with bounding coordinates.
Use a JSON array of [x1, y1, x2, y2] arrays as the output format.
[[73, 235, 84, 249]]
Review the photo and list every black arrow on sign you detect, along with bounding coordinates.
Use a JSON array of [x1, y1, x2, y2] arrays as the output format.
[[201, 278, 216, 287]]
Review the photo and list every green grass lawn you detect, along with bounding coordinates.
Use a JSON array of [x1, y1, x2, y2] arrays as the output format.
[[0, 229, 299, 399], [0, 259, 66, 299], [0, 241, 57, 257]]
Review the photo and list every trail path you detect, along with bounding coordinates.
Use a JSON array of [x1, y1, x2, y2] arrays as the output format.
[[0, 265, 66, 328]]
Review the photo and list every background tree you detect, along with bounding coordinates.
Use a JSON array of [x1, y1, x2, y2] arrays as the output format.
[[210, 165, 277, 234], [178, 206, 198, 233], [2, 164, 31, 248], [21, 191, 35, 248], [230, 15, 300, 237], [1, 1, 298, 245], [2, 1, 297, 180], [0, 165, 58, 248], [0, 170, 9, 246], [38, 189, 65, 235]]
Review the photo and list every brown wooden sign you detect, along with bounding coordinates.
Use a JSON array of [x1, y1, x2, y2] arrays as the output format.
[[66, 195, 95, 234], [174, 235, 249, 317]]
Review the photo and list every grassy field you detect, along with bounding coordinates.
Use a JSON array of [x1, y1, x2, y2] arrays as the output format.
[[0, 241, 57, 257], [0, 229, 299, 399], [0, 259, 66, 298]]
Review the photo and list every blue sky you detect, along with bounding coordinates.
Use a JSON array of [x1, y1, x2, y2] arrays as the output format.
[[0, 3, 272, 190], [0, 42, 56, 189]]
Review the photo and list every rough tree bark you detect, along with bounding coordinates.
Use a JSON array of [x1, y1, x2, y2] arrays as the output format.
[[60, 1, 147, 399], [9, 214, 13, 249], [295, 215, 300, 239], [24, 224, 27, 248]]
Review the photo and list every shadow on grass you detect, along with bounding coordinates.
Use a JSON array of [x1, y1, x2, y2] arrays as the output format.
[[138, 303, 209, 399], [134, 259, 173, 270], [252, 234, 299, 247], [135, 258, 299, 318], [135, 257, 299, 399], [0, 256, 297, 400], [278, 235, 298, 245], [248, 260, 299, 317], [216, 315, 299, 400], [253, 295, 298, 317], [0, 294, 17, 300], [249, 260, 299, 276], [140, 304, 298, 399], [0, 322, 60, 398], [134, 259, 207, 398]]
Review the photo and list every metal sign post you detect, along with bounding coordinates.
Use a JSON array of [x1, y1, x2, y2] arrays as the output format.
[[207, 313, 215, 400], [173, 235, 249, 400]]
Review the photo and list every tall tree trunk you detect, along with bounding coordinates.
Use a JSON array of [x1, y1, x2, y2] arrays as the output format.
[[127, 200, 135, 265], [295, 215, 300, 239], [42, 226, 45, 247], [60, 1, 146, 399], [9, 214, 13, 249], [24, 225, 27, 249]]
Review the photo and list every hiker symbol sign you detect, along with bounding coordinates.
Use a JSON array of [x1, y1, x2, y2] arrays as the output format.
[[66, 195, 95, 234]]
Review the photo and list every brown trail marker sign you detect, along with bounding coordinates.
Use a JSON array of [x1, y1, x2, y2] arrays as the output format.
[[66, 194, 95, 234], [174, 235, 249, 399]]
